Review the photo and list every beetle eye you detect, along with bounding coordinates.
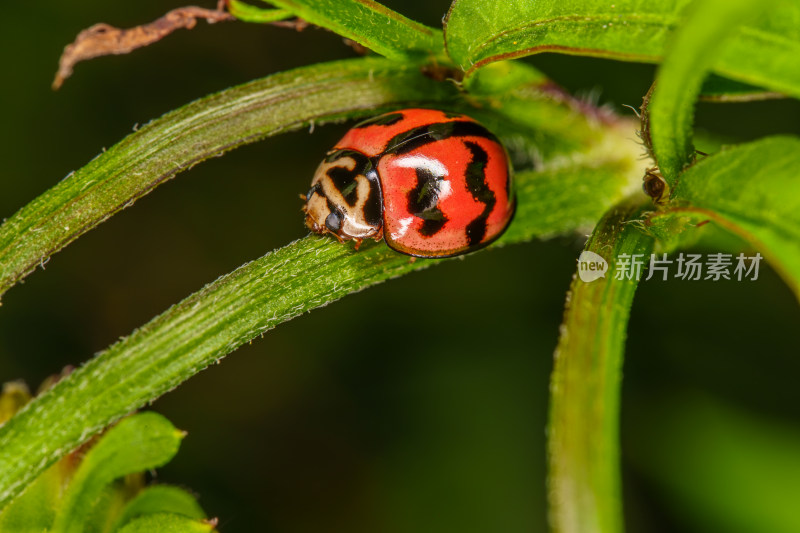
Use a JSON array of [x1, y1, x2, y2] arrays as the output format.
[[324, 209, 343, 232]]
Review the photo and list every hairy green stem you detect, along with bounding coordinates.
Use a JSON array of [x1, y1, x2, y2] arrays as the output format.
[[649, 0, 773, 183], [0, 146, 642, 510], [547, 196, 653, 533], [0, 57, 456, 300]]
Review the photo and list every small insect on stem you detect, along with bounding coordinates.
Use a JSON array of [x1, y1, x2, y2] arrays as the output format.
[[643, 167, 669, 204], [301, 109, 515, 258]]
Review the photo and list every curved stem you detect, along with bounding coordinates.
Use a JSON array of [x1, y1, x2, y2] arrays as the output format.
[[547, 195, 653, 533], [0, 57, 457, 300]]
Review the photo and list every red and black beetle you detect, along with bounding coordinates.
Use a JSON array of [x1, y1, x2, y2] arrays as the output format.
[[303, 108, 515, 258]]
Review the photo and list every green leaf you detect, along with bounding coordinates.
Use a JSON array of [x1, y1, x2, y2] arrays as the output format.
[[649, 0, 773, 183], [227, 0, 292, 23], [0, 384, 58, 533], [0, 131, 644, 511], [111, 486, 205, 532], [264, 0, 443, 59], [443, 0, 800, 94], [51, 413, 184, 533], [0, 465, 61, 533], [648, 136, 800, 299], [699, 74, 784, 102], [0, 57, 458, 300], [462, 60, 548, 96], [629, 395, 800, 533], [547, 196, 653, 533], [79, 481, 140, 533], [443, 0, 686, 73], [116, 513, 215, 533]]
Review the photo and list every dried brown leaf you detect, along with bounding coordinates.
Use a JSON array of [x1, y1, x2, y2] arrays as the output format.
[[53, 5, 234, 90]]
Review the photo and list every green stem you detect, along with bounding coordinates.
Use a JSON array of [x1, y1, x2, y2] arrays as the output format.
[[648, 0, 773, 184], [0, 153, 642, 510], [547, 195, 653, 533], [0, 57, 456, 300]]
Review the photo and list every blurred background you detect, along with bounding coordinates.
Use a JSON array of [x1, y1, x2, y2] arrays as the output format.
[[1, 1, 800, 532]]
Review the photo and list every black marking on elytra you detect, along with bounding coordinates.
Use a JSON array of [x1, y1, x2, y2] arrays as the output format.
[[408, 166, 447, 237], [324, 149, 372, 207], [442, 111, 463, 119], [384, 121, 500, 155], [363, 171, 383, 227], [352, 112, 404, 129], [463, 141, 495, 246], [324, 148, 368, 164]]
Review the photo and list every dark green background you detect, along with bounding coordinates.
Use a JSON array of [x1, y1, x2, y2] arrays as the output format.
[[1, 1, 799, 532]]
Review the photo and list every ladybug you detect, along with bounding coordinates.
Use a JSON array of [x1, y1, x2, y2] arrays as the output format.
[[302, 109, 515, 258]]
